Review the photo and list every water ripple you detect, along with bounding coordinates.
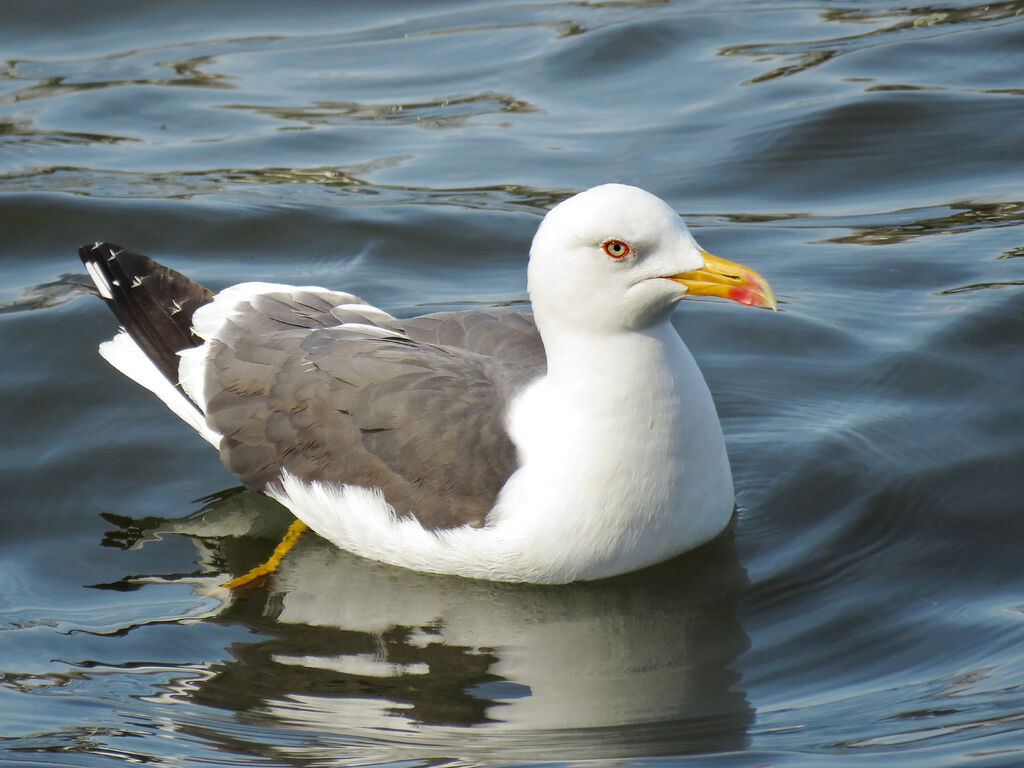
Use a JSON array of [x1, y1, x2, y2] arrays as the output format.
[[720, 2, 1024, 85], [224, 91, 541, 131], [4, 1, 1024, 765]]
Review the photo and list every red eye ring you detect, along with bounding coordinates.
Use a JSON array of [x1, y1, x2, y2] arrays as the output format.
[[602, 239, 630, 259]]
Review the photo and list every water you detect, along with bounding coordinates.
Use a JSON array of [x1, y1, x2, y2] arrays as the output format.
[[2, 1, 1024, 765]]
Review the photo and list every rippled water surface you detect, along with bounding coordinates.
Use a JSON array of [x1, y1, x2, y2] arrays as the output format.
[[3, 1, 1024, 766]]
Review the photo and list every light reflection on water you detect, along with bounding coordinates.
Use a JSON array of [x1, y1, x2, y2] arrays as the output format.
[[2, 0, 1024, 766]]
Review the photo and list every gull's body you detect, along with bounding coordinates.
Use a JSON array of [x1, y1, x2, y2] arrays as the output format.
[[80, 184, 775, 584]]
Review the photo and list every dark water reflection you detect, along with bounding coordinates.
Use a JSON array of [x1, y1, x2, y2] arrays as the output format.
[[177, 501, 748, 758], [80, 494, 753, 761], [3, 0, 1024, 766]]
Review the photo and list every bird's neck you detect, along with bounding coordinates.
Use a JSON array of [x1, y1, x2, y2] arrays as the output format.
[[517, 320, 708, 470], [536, 317, 680, 383]]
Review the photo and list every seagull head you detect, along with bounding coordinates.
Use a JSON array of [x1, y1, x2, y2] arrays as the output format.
[[528, 184, 776, 335]]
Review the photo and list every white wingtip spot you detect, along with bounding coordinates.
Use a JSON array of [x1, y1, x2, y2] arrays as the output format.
[[84, 260, 114, 300]]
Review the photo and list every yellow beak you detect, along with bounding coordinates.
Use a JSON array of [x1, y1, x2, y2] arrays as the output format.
[[669, 251, 777, 310]]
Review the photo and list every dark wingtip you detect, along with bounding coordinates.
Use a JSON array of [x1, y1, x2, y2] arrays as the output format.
[[78, 241, 124, 265], [79, 242, 125, 303], [78, 242, 214, 384]]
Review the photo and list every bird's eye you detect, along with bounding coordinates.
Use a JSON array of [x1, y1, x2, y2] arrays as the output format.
[[602, 239, 630, 260]]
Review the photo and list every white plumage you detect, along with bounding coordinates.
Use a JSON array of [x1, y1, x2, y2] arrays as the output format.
[[83, 184, 775, 583]]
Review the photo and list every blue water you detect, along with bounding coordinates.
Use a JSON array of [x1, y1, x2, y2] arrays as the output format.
[[3, 1, 1024, 765]]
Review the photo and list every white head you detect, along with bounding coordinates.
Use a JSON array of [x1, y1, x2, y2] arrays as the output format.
[[527, 184, 775, 338]]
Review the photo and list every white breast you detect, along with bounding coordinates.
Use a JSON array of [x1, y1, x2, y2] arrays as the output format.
[[489, 321, 735, 581]]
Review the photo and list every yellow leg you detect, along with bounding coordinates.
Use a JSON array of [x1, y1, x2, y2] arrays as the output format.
[[219, 518, 309, 591]]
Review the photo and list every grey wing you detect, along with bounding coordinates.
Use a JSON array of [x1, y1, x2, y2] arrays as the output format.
[[401, 307, 546, 390], [201, 295, 545, 529]]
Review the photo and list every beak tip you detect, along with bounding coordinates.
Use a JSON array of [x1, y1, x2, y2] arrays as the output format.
[[729, 280, 777, 311], [674, 251, 777, 311]]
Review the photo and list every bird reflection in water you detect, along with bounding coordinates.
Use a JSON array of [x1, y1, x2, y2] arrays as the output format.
[[98, 489, 753, 760]]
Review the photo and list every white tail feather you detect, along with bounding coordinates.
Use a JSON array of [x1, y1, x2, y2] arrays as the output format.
[[98, 332, 222, 447]]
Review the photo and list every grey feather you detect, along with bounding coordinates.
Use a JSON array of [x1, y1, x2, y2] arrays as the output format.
[[202, 297, 546, 529]]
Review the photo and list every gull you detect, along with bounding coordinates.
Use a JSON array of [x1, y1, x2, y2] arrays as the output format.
[[79, 184, 775, 584]]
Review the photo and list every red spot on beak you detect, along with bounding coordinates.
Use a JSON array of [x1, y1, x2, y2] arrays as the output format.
[[729, 286, 759, 306]]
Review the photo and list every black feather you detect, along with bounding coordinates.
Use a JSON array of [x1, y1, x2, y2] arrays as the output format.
[[78, 242, 214, 385]]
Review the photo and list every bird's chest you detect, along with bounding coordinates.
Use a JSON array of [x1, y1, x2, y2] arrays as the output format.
[[506, 370, 699, 509]]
